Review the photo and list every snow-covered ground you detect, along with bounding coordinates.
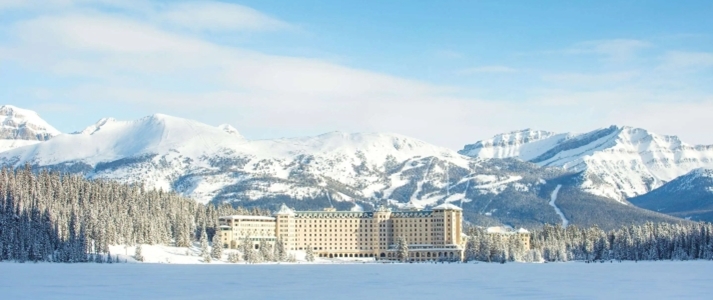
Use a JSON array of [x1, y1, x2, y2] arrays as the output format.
[[106, 243, 374, 264], [1, 261, 712, 299]]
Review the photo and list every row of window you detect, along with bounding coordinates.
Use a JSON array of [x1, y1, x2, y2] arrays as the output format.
[[283, 218, 448, 224]]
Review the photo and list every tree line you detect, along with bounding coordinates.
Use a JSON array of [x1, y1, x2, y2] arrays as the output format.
[[0, 166, 268, 263], [465, 222, 713, 263]]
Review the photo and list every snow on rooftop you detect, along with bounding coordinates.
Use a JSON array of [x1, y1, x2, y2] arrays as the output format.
[[404, 200, 424, 211], [274, 203, 296, 216], [219, 215, 276, 221]]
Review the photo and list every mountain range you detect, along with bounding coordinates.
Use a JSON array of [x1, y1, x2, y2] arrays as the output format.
[[459, 127, 713, 201], [0, 104, 708, 228]]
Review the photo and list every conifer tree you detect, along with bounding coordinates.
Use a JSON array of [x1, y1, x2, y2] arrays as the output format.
[[211, 232, 223, 260], [134, 245, 144, 262], [305, 244, 315, 262], [200, 228, 210, 263], [259, 239, 272, 262], [396, 236, 409, 262], [228, 252, 241, 263], [274, 237, 287, 262], [240, 237, 256, 263]]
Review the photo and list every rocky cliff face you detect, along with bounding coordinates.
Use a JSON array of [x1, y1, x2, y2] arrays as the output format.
[[0, 105, 61, 141]]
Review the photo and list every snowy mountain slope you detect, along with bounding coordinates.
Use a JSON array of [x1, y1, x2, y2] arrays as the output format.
[[629, 168, 713, 222], [460, 126, 713, 201], [0, 113, 471, 203], [0, 139, 40, 153], [459, 129, 573, 161], [9, 114, 247, 166], [0, 109, 688, 229]]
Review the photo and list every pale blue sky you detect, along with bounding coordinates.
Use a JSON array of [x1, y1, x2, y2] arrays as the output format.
[[1, 0, 712, 149]]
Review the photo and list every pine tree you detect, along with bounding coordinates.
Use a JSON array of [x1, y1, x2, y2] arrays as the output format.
[[200, 228, 210, 263], [396, 236, 409, 262], [134, 245, 144, 262], [259, 239, 272, 262], [228, 252, 241, 263], [240, 237, 256, 263], [305, 244, 315, 262], [211, 232, 223, 260], [274, 237, 287, 262]]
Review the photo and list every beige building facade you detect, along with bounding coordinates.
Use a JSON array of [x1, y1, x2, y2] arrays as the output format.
[[219, 203, 465, 261], [486, 226, 531, 250]]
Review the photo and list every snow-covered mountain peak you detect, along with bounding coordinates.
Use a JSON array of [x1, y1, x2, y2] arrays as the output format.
[[249, 131, 465, 166], [461, 125, 713, 200], [0, 105, 61, 141], [689, 168, 713, 178], [459, 128, 571, 161], [217, 124, 241, 135], [77, 118, 118, 135], [1, 113, 248, 165]]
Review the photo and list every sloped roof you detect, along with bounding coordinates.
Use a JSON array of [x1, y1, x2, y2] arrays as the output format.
[[274, 203, 296, 216]]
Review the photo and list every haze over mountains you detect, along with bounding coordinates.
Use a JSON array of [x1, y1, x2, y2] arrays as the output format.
[[0, 104, 710, 228]]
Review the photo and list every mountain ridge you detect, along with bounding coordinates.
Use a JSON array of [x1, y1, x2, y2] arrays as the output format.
[[0, 105, 698, 229], [460, 125, 713, 201], [629, 167, 713, 222]]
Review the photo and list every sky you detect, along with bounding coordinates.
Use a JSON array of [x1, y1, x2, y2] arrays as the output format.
[[1, 0, 712, 149]]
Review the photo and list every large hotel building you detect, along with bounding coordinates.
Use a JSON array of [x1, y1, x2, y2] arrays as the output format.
[[218, 203, 465, 261]]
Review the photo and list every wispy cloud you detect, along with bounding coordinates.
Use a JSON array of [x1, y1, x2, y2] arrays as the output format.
[[2, 6, 469, 145], [563, 39, 651, 62], [541, 71, 640, 86], [660, 51, 713, 70], [1, 1, 292, 32], [154, 1, 292, 32], [1, 1, 712, 148], [458, 65, 518, 75]]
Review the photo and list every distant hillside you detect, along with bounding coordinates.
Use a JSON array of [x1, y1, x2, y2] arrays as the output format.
[[630, 168, 713, 222]]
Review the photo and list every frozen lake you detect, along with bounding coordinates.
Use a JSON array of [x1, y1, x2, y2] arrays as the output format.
[[1, 261, 711, 299]]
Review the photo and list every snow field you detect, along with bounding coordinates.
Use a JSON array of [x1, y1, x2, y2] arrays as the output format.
[[107, 243, 372, 265], [1, 261, 712, 299]]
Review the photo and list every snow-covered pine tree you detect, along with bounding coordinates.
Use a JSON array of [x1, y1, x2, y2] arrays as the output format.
[[134, 245, 144, 262], [396, 236, 409, 262], [200, 228, 211, 263], [274, 237, 287, 262], [228, 252, 240, 263], [240, 237, 257, 263], [305, 244, 315, 262], [211, 232, 223, 260], [259, 239, 273, 262]]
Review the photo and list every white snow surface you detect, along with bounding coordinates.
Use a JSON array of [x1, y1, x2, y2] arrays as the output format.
[[0, 139, 40, 152], [461, 125, 713, 200], [548, 185, 568, 227], [1, 261, 712, 299]]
